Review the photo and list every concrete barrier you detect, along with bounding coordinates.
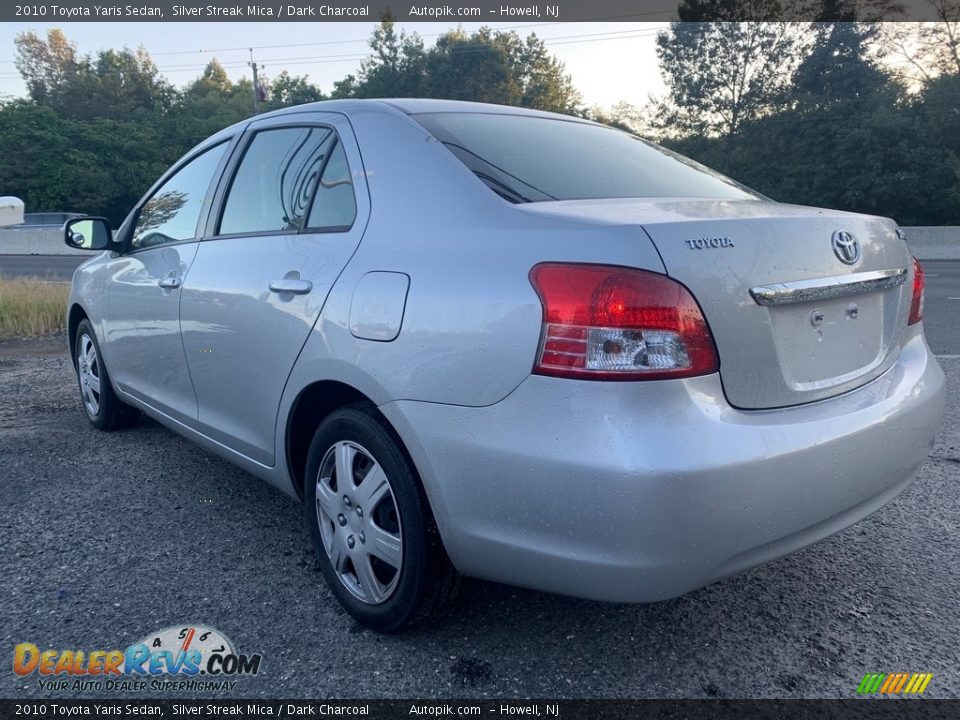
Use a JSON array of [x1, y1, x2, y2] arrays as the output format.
[[901, 227, 960, 261], [0, 226, 90, 256], [3, 224, 958, 259]]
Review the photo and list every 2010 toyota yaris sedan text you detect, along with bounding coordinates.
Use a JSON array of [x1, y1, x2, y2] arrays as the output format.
[[64, 99, 945, 631]]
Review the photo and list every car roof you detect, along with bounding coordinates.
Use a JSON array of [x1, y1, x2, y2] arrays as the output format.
[[260, 97, 592, 123], [202, 98, 598, 155]]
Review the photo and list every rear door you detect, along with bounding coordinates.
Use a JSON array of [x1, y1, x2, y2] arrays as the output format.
[[179, 112, 368, 465]]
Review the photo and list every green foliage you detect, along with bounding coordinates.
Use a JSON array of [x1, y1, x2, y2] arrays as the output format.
[[792, 22, 891, 107], [1, 34, 252, 224], [342, 20, 581, 113], [268, 71, 327, 107], [0, 102, 171, 223], [664, 21, 960, 225], [656, 22, 802, 137], [350, 13, 427, 98], [15, 29, 174, 119]]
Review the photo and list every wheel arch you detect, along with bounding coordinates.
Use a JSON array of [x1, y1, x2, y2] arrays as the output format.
[[67, 303, 90, 368], [286, 380, 403, 501]]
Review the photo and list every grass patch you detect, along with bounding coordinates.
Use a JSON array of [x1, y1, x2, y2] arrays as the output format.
[[0, 277, 69, 340]]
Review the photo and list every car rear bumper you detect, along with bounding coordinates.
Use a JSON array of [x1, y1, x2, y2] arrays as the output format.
[[379, 327, 945, 602]]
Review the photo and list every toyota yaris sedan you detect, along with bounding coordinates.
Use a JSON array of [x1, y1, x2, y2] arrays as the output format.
[[64, 99, 945, 631]]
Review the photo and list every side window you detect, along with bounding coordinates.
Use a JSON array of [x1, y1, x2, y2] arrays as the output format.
[[219, 126, 338, 235], [131, 142, 227, 250], [307, 139, 357, 230]]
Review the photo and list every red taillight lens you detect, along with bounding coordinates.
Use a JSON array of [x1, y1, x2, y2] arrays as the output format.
[[528, 263, 719, 380], [908, 256, 924, 325]]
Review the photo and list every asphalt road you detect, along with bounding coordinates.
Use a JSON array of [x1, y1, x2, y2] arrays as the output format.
[[921, 260, 960, 356], [0, 255, 84, 282], [0, 266, 958, 700]]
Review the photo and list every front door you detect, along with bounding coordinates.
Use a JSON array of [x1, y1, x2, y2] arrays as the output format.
[[101, 141, 231, 425], [180, 114, 368, 465]]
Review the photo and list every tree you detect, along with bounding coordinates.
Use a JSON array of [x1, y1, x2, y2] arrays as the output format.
[[656, 22, 803, 137], [793, 22, 892, 107], [421, 27, 580, 112], [337, 20, 580, 113], [269, 72, 326, 107], [172, 60, 254, 146], [423, 27, 521, 105], [881, 2, 960, 84], [515, 33, 582, 112], [663, 20, 959, 225], [330, 74, 359, 99], [913, 70, 960, 217], [350, 14, 427, 98], [187, 59, 233, 96], [14, 29, 80, 105], [14, 29, 173, 118]]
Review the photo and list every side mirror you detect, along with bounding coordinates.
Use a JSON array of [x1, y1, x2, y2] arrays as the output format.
[[64, 217, 113, 251]]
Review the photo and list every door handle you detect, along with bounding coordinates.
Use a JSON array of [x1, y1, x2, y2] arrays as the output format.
[[269, 278, 313, 295], [158, 276, 181, 290]]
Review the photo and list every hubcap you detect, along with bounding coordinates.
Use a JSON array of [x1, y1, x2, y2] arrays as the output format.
[[315, 440, 403, 605], [77, 334, 102, 417]]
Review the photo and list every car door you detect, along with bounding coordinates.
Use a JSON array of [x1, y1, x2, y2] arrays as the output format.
[[179, 113, 369, 466], [100, 139, 233, 425]]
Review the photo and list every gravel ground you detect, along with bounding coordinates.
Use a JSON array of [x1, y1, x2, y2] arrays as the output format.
[[1, 333, 958, 699]]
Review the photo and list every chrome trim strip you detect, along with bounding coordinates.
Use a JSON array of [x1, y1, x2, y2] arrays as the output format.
[[750, 268, 907, 306]]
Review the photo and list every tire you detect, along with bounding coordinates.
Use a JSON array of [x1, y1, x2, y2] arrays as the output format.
[[74, 319, 140, 431], [304, 405, 460, 632]]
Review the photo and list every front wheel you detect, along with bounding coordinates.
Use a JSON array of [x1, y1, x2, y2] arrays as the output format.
[[304, 406, 459, 631], [74, 319, 139, 431]]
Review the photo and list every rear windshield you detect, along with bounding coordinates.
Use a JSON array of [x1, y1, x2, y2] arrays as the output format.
[[413, 112, 760, 204]]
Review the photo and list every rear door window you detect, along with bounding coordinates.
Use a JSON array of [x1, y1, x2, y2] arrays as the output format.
[[219, 126, 338, 235], [306, 139, 356, 230]]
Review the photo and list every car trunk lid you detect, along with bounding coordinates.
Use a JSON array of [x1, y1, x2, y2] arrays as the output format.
[[516, 198, 913, 409]]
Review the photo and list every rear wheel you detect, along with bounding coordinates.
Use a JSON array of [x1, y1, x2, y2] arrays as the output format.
[[304, 406, 459, 631], [74, 319, 139, 431]]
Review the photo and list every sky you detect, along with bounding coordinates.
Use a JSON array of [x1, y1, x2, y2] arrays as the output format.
[[0, 21, 668, 110]]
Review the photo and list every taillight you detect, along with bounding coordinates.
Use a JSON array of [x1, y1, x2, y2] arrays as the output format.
[[528, 263, 719, 380], [908, 256, 924, 325]]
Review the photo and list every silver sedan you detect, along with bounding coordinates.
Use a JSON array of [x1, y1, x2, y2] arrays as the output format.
[[64, 99, 945, 631]]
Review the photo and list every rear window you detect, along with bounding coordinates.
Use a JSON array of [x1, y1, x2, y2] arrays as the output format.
[[413, 112, 759, 203]]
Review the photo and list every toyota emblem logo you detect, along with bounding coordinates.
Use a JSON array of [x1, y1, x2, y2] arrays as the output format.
[[832, 230, 860, 265]]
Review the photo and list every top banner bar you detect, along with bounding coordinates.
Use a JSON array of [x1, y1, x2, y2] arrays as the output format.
[[1, 0, 948, 22]]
